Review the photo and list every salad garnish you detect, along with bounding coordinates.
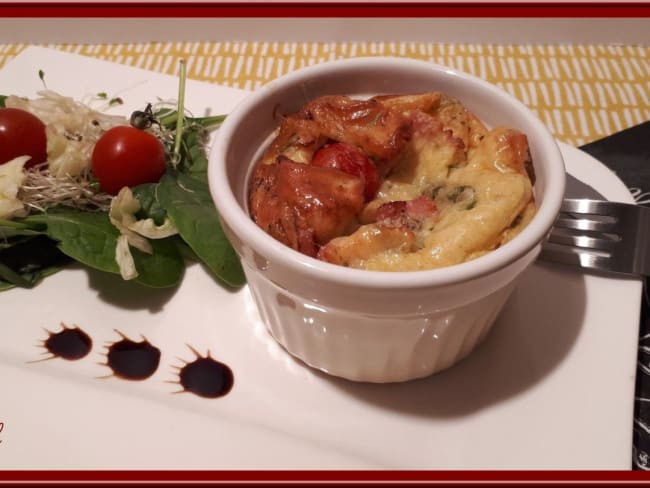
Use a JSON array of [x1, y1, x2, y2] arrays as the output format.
[[0, 61, 245, 291]]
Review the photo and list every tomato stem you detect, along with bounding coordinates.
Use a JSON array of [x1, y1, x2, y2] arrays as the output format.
[[173, 59, 187, 165]]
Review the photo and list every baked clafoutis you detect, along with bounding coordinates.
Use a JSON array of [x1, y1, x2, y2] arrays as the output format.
[[249, 92, 536, 271]]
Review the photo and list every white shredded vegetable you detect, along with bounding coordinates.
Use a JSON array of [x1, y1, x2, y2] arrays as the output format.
[[128, 215, 178, 239], [115, 234, 138, 280], [109, 187, 153, 254], [0, 155, 30, 219]]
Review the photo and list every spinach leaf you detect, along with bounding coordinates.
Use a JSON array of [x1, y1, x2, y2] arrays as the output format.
[[0, 235, 32, 250], [173, 235, 199, 262], [24, 211, 184, 288], [0, 261, 34, 287], [156, 172, 245, 288], [0, 234, 72, 289], [25, 211, 122, 274], [0, 279, 14, 291], [131, 183, 167, 225], [0, 218, 45, 238], [0, 95, 6, 108], [131, 236, 184, 288], [181, 127, 210, 174]]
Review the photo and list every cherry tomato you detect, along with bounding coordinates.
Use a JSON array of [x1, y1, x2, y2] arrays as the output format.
[[92, 125, 167, 195], [311, 142, 380, 201], [0, 107, 47, 169]]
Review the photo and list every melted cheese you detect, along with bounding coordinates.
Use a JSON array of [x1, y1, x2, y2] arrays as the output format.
[[322, 98, 536, 271]]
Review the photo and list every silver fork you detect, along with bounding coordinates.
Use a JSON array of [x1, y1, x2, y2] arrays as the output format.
[[538, 198, 650, 277]]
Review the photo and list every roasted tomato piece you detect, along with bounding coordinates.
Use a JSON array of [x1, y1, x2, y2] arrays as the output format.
[[375, 196, 438, 230], [311, 142, 380, 201], [249, 158, 365, 257]]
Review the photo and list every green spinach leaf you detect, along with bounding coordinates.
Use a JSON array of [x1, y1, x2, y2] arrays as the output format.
[[131, 183, 167, 225], [156, 172, 245, 288], [25, 211, 122, 273], [180, 127, 211, 174], [24, 211, 184, 288], [0, 234, 72, 289], [0, 218, 45, 238], [131, 236, 185, 288], [0, 279, 14, 291]]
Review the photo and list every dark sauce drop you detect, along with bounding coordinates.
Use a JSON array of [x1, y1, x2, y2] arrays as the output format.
[[176, 349, 234, 399], [42, 324, 92, 360], [105, 332, 161, 381]]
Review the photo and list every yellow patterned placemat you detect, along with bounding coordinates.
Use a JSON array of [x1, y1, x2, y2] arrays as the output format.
[[0, 42, 648, 147]]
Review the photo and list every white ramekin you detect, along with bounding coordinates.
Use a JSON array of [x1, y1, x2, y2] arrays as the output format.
[[208, 57, 565, 383]]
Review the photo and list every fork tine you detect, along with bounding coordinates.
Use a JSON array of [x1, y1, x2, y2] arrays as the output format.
[[553, 215, 619, 233], [546, 230, 618, 252], [538, 247, 615, 272], [561, 198, 626, 216]]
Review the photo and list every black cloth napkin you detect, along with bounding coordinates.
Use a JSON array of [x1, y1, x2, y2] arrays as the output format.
[[577, 121, 650, 470]]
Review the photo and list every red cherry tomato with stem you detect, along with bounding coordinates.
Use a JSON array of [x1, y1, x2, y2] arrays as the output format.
[[311, 142, 380, 201], [0, 107, 48, 169], [92, 125, 167, 195]]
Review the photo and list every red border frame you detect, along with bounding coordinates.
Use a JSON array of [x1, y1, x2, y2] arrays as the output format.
[[2, 470, 650, 483], [0, 2, 648, 18], [1, 2, 650, 485]]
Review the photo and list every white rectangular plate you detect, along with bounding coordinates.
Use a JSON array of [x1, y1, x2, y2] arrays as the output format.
[[0, 46, 642, 470]]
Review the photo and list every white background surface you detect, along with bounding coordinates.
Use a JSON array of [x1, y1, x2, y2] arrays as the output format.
[[0, 47, 643, 470]]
